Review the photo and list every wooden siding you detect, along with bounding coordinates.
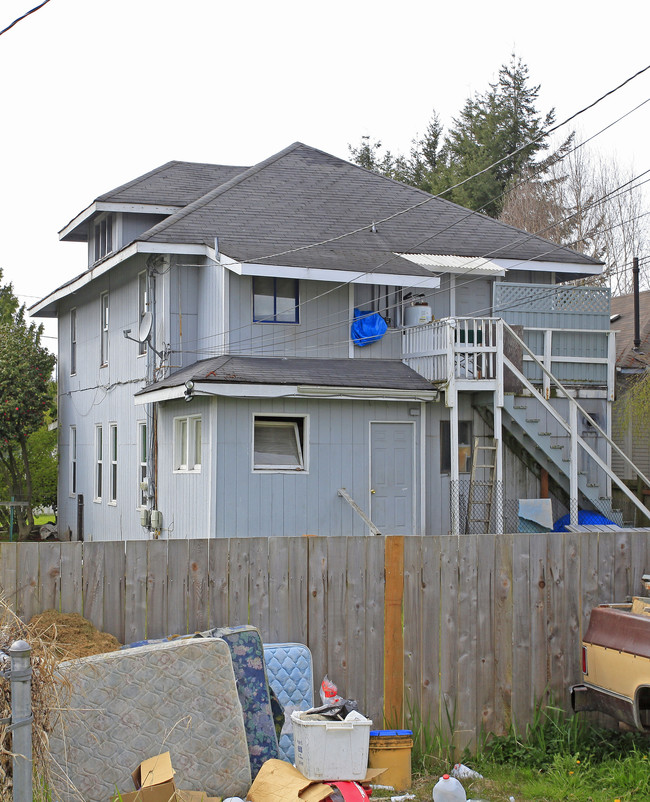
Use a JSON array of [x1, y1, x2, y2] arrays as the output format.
[[227, 275, 351, 357], [2, 532, 648, 744]]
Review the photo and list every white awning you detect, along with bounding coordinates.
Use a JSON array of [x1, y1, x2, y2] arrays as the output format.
[[396, 253, 506, 276]]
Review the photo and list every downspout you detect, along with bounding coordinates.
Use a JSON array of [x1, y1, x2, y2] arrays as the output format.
[[146, 263, 157, 524]]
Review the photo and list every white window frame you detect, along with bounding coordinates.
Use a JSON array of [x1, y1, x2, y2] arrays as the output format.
[[174, 414, 202, 472], [70, 308, 77, 375], [100, 291, 109, 366], [94, 213, 114, 262], [138, 270, 148, 357], [94, 424, 103, 502], [109, 423, 117, 504], [252, 413, 308, 473], [69, 425, 77, 497], [138, 421, 147, 507]]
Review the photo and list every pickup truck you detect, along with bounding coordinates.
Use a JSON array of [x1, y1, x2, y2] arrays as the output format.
[[571, 590, 650, 731]]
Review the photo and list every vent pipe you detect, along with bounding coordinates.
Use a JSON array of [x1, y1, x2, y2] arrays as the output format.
[[633, 256, 641, 350]]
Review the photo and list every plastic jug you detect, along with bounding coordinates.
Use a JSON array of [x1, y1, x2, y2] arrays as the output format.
[[433, 773, 467, 801]]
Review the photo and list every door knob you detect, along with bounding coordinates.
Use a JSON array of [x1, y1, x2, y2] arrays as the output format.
[[370, 489, 376, 494]]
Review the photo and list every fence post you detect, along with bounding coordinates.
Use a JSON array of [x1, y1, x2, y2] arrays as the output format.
[[10, 640, 32, 802]]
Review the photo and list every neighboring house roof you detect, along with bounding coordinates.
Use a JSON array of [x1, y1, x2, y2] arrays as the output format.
[[136, 142, 601, 272], [135, 355, 435, 398], [610, 290, 650, 370]]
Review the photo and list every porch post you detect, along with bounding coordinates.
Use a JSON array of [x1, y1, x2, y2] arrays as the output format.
[[450, 388, 460, 535], [493, 393, 504, 535], [570, 401, 579, 526], [543, 329, 552, 400], [494, 320, 505, 534]]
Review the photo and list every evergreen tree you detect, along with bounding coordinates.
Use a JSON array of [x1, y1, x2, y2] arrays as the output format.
[[441, 55, 564, 216], [0, 270, 56, 539], [348, 56, 567, 219]]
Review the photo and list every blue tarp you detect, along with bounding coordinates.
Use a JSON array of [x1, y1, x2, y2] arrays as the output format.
[[553, 510, 616, 532], [351, 308, 387, 346]]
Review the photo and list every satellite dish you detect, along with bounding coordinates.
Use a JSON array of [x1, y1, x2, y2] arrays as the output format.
[[138, 311, 153, 343]]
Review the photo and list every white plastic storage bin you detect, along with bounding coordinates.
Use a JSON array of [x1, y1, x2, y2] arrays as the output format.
[[291, 711, 372, 781]]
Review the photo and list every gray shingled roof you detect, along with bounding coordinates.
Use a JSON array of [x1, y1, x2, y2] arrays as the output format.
[[133, 142, 600, 270], [135, 355, 435, 394], [96, 160, 249, 207]]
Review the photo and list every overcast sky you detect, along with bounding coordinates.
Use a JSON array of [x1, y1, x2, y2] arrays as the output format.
[[1, 0, 649, 347]]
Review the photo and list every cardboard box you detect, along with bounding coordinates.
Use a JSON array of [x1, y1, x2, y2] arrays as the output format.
[[247, 759, 334, 802], [247, 759, 386, 802], [111, 753, 221, 802]]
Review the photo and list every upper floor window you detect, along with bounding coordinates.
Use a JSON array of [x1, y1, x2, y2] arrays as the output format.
[[253, 277, 299, 323], [100, 292, 109, 366], [174, 415, 202, 472], [138, 271, 148, 356], [94, 214, 114, 262], [70, 308, 77, 375]]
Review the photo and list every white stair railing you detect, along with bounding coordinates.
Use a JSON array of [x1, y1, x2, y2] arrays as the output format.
[[500, 320, 650, 524]]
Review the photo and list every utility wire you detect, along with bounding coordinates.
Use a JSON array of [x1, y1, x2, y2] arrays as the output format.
[[244, 64, 650, 265], [172, 89, 650, 354], [0, 0, 50, 37], [174, 163, 650, 357]]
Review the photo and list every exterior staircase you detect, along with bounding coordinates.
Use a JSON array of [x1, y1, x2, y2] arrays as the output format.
[[500, 394, 622, 524]]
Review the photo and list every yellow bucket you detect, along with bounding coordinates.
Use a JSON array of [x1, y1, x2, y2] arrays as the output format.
[[367, 730, 413, 791]]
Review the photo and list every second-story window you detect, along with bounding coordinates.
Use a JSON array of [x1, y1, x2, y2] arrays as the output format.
[[253, 277, 299, 323], [100, 292, 109, 366], [70, 308, 77, 375], [94, 214, 114, 262]]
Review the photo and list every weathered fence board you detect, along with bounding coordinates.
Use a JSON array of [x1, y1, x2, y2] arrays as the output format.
[[1, 531, 649, 746], [60, 542, 83, 616], [188, 538, 209, 633], [124, 540, 147, 644]]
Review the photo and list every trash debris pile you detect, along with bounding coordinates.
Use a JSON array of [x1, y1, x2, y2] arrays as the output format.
[[1, 609, 496, 801]]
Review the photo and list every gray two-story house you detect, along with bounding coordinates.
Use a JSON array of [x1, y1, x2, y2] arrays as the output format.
[[32, 142, 647, 540]]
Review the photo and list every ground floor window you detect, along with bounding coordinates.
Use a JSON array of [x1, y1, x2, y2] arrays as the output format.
[[94, 425, 103, 501], [174, 415, 202, 471], [253, 415, 306, 471], [109, 423, 117, 503], [440, 419, 473, 473], [138, 422, 147, 506], [70, 426, 77, 496]]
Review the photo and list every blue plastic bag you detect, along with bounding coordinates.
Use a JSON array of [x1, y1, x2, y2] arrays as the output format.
[[351, 308, 388, 346]]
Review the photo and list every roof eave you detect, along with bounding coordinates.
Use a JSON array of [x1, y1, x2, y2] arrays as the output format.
[[59, 201, 182, 242], [134, 382, 438, 405]]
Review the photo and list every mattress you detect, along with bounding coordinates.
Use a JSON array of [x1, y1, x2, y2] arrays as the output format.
[[204, 626, 280, 776], [48, 638, 251, 802], [263, 642, 314, 763]]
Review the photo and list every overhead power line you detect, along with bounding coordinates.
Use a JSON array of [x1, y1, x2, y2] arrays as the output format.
[[0, 0, 50, 38]]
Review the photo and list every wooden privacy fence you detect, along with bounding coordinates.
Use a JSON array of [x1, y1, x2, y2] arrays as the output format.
[[1, 531, 649, 748]]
